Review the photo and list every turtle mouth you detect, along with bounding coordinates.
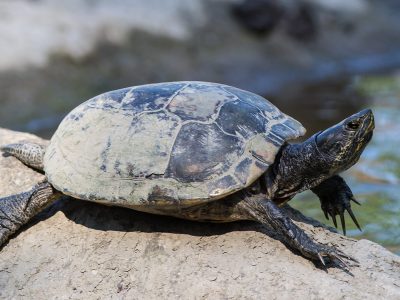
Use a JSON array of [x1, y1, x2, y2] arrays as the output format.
[[361, 109, 375, 131], [362, 131, 373, 144], [359, 110, 374, 143]]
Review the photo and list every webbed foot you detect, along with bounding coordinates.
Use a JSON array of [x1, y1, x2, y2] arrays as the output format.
[[312, 175, 361, 235], [299, 237, 359, 270]]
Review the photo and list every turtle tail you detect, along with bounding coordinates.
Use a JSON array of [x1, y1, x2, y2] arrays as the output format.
[[1, 142, 46, 171]]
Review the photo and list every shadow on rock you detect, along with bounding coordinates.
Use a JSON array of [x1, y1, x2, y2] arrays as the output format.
[[20, 196, 336, 254]]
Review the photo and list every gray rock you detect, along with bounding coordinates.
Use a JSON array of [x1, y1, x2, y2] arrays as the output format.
[[0, 128, 399, 299]]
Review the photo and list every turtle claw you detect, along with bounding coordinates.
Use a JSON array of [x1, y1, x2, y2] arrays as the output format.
[[309, 244, 357, 271], [330, 212, 338, 228], [340, 212, 346, 235], [315, 177, 362, 234], [297, 231, 358, 271], [324, 246, 360, 270], [330, 252, 349, 270], [318, 253, 326, 266], [323, 202, 362, 234], [334, 249, 360, 269], [326, 204, 361, 235], [346, 206, 362, 231], [351, 196, 361, 206], [347, 256, 360, 265]]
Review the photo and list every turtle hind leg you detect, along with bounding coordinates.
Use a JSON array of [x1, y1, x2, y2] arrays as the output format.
[[1, 142, 45, 171], [239, 195, 357, 270], [0, 181, 60, 247]]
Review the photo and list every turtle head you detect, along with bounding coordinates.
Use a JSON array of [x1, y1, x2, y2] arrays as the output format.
[[315, 109, 374, 174], [265, 109, 374, 201]]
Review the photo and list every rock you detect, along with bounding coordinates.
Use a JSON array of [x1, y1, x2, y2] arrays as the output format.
[[0, 128, 399, 299], [0, 0, 206, 71], [232, 0, 285, 36], [232, 0, 318, 40]]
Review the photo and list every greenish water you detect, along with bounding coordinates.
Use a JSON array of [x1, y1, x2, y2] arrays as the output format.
[[290, 74, 400, 255]]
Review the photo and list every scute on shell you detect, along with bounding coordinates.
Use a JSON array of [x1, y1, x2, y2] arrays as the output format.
[[44, 81, 305, 208]]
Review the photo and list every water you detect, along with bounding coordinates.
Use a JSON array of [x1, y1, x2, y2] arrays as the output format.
[[288, 73, 400, 255]]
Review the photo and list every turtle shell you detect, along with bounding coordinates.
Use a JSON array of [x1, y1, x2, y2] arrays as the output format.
[[44, 82, 305, 208]]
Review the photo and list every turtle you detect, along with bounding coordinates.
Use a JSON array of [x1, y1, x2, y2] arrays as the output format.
[[0, 81, 374, 269]]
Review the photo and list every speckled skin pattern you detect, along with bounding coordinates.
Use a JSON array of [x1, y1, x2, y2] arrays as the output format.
[[0, 181, 59, 246], [0, 143, 45, 170]]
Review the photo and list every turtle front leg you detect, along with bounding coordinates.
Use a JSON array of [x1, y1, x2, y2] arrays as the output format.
[[239, 195, 355, 269], [0, 181, 60, 247], [311, 175, 361, 235]]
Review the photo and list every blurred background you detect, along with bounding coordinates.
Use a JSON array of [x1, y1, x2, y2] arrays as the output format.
[[0, 0, 398, 253]]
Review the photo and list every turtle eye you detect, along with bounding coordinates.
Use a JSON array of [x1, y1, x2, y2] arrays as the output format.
[[346, 120, 360, 130]]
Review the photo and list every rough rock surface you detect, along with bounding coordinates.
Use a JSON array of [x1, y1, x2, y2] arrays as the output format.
[[0, 128, 399, 299]]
